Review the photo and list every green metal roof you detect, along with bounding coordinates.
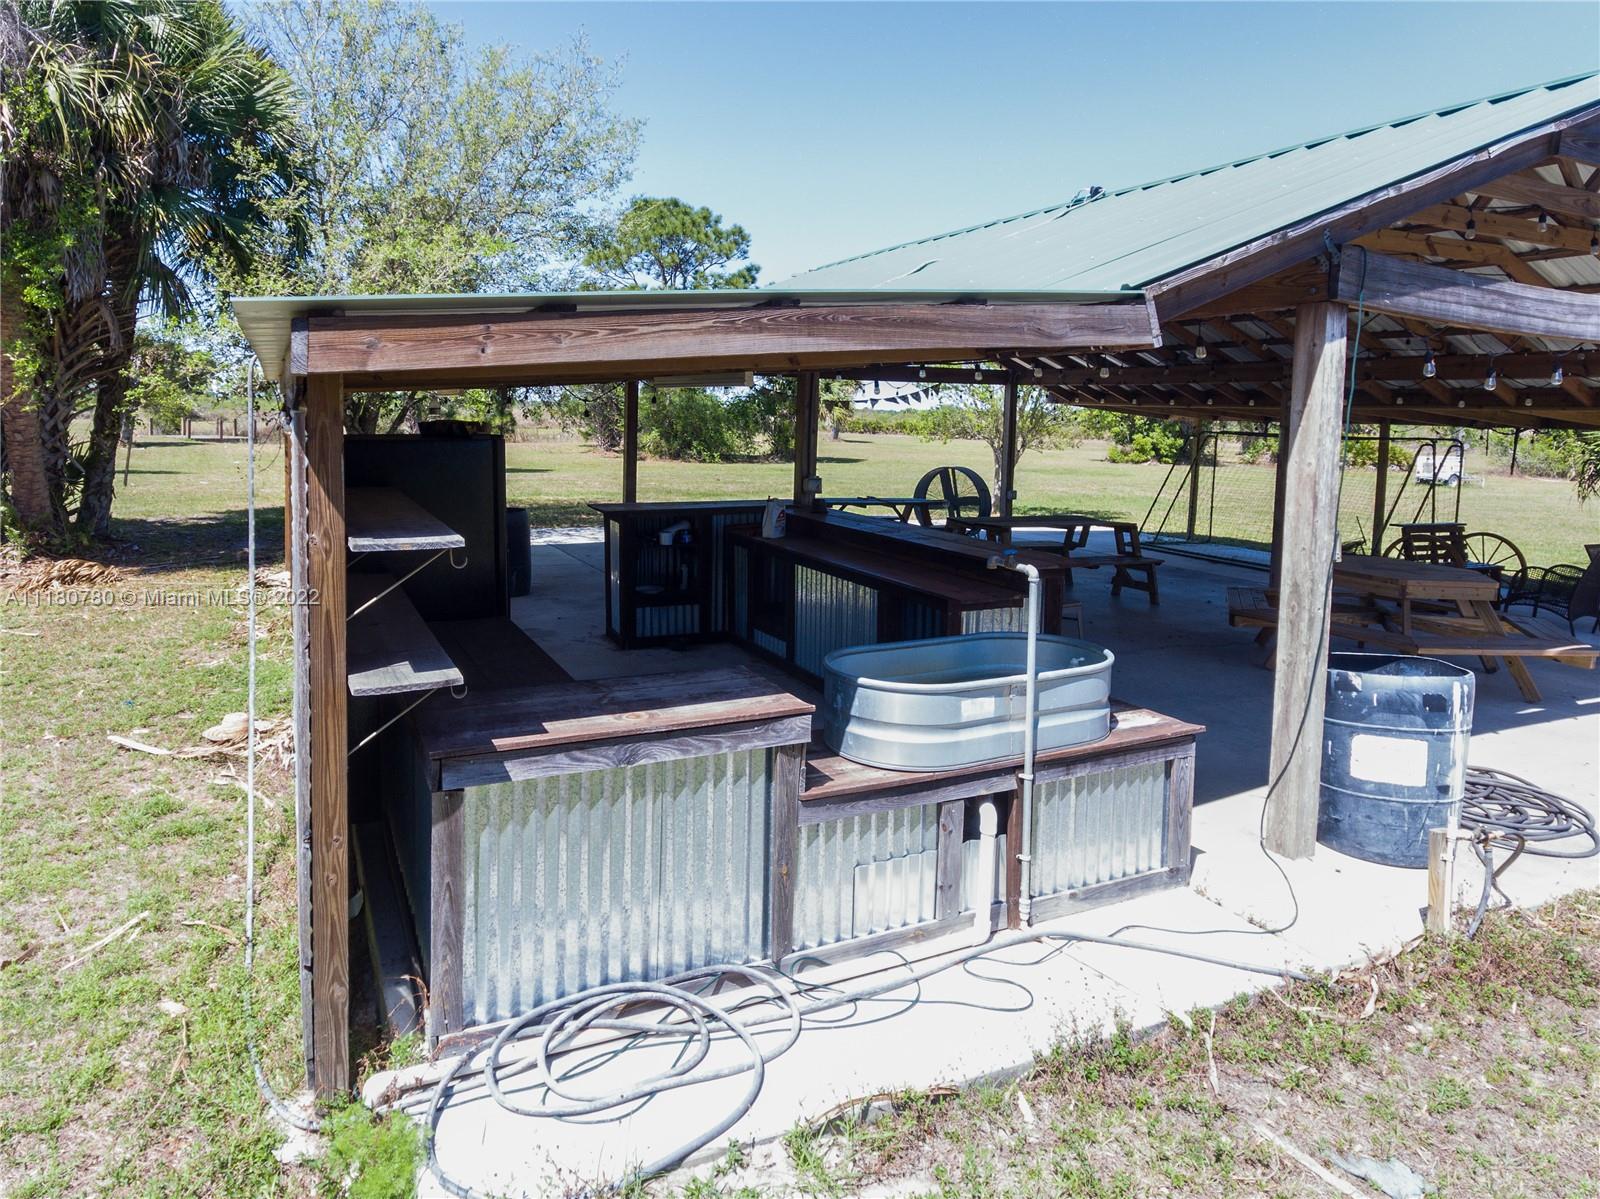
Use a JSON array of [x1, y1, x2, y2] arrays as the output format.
[[779, 73, 1600, 296]]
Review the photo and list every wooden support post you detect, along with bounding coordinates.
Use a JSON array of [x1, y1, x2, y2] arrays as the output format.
[[1425, 827, 1455, 935], [1185, 420, 1205, 540], [1371, 421, 1391, 553], [304, 373, 349, 1095], [622, 380, 639, 503], [1004, 785, 1023, 930], [1268, 394, 1291, 591], [428, 789, 464, 1042], [1265, 302, 1347, 860], [769, 741, 805, 963], [999, 375, 1019, 518], [793, 372, 820, 508], [934, 800, 965, 920]]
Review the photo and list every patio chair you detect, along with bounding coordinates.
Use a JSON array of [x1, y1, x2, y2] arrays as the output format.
[[1500, 544, 1600, 634]]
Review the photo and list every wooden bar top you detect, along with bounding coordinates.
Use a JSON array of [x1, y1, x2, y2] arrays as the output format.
[[731, 529, 1025, 607], [802, 701, 1204, 803], [414, 666, 813, 762], [786, 507, 1064, 576]]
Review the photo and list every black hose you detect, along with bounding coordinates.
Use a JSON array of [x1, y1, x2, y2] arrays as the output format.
[[1458, 766, 1594, 939]]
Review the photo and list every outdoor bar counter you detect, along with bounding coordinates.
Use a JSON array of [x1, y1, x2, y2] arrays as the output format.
[[403, 659, 1201, 1046]]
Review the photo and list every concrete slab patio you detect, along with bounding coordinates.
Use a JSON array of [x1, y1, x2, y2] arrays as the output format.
[[379, 528, 1599, 1198]]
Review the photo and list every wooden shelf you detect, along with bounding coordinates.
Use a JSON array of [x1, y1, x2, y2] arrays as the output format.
[[347, 574, 464, 697], [346, 487, 465, 553]]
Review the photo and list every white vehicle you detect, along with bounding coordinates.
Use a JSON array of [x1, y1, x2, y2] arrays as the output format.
[[1414, 440, 1464, 486]]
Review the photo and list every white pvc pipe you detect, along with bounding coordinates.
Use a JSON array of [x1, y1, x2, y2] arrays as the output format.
[[971, 799, 998, 946], [987, 550, 1041, 924]]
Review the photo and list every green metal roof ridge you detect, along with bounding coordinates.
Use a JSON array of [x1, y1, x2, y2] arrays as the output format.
[[230, 285, 1144, 310], [787, 70, 1600, 280]]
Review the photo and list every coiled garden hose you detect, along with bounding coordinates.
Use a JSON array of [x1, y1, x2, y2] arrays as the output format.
[[414, 927, 1313, 1199]]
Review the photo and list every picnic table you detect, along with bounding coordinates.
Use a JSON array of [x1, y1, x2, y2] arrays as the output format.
[[945, 513, 1162, 603], [819, 495, 936, 525], [1226, 554, 1597, 702]]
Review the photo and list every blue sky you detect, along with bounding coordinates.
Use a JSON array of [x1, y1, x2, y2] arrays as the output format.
[[439, 1, 1600, 282]]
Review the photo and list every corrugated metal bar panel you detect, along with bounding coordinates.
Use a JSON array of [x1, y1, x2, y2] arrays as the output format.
[[1030, 761, 1168, 897], [794, 806, 939, 949], [894, 596, 945, 640], [793, 566, 878, 678], [962, 606, 1026, 634], [635, 604, 699, 638], [710, 509, 766, 632], [461, 748, 771, 1026]]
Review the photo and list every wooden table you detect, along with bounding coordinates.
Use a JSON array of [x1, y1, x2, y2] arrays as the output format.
[[819, 495, 936, 525], [946, 514, 1161, 603], [1332, 555, 1542, 701]]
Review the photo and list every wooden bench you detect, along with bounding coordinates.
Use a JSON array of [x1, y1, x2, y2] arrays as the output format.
[[1065, 553, 1162, 603], [1329, 611, 1600, 668]]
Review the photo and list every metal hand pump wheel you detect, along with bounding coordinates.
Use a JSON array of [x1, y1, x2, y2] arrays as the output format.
[[914, 465, 992, 525]]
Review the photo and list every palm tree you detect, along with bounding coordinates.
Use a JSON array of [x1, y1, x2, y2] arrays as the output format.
[[1, 0, 305, 541]]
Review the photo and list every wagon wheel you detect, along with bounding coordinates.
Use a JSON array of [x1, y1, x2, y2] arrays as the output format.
[[1380, 536, 1406, 559], [914, 465, 992, 525], [1461, 531, 1527, 583]]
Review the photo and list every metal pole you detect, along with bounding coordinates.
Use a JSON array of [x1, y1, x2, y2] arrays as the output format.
[[1371, 421, 1391, 553], [1185, 420, 1204, 541], [622, 380, 639, 503]]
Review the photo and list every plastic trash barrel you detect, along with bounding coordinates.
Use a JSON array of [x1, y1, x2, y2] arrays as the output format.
[[1318, 652, 1475, 868], [506, 507, 532, 598]]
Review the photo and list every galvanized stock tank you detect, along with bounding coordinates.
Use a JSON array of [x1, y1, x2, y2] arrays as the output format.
[[821, 632, 1113, 772], [1318, 652, 1475, 868]]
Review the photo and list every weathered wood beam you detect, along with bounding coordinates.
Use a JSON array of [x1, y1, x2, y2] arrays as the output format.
[[1266, 302, 1347, 860], [1333, 249, 1600, 341], [1149, 105, 1600, 319], [1559, 117, 1600, 165], [999, 374, 1019, 517], [307, 302, 1159, 382], [1470, 171, 1600, 221], [1403, 203, 1600, 254], [794, 371, 820, 507], [1357, 229, 1550, 287], [304, 373, 349, 1096]]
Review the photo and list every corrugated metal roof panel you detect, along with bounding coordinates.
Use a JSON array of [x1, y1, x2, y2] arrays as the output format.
[[780, 73, 1600, 295]]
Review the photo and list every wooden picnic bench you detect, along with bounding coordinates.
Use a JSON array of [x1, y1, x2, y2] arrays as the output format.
[[946, 514, 1163, 604], [1226, 558, 1598, 700]]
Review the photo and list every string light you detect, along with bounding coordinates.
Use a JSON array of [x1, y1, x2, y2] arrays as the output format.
[[1464, 218, 1476, 240], [1483, 362, 1498, 392], [1097, 365, 1111, 379], [1537, 211, 1550, 235], [1422, 351, 1437, 379], [1193, 341, 1208, 360], [1590, 232, 1599, 256], [1551, 359, 1564, 387]]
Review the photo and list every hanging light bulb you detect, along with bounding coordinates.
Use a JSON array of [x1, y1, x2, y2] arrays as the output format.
[[873, 380, 880, 396], [1483, 364, 1498, 391], [1032, 366, 1042, 379], [1098, 365, 1111, 379], [1538, 211, 1550, 235], [1551, 360, 1564, 386], [1591, 232, 1599, 257], [1464, 218, 1477, 240], [973, 370, 983, 382], [1422, 351, 1437, 379], [1194, 342, 1208, 360], [918, 368, 927, 380]]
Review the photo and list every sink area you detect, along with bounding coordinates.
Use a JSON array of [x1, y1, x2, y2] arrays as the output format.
[[821, 632, 1114, 771]]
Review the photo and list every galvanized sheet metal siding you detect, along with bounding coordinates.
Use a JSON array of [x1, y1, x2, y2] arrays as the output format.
[[962, 606, 1026, 634], [461, 749, 771, 1025], [1030, 761, 1168, 896], [794, 806, 939, 949], [710, 509, 766, 632], [794, 566, 878, 677]]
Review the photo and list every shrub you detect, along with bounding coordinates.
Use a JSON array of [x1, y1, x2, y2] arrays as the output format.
[[639, 388, 754, 462]]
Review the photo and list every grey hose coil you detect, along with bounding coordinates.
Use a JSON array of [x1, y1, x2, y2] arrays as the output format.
[[418, 928, 1313, 1198]]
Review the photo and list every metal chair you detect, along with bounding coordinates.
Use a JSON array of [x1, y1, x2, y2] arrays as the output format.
[[1501, 544, 1600, 634]]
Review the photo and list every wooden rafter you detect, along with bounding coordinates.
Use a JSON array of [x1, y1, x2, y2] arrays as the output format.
[[1470, 170, 1600, 222]]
